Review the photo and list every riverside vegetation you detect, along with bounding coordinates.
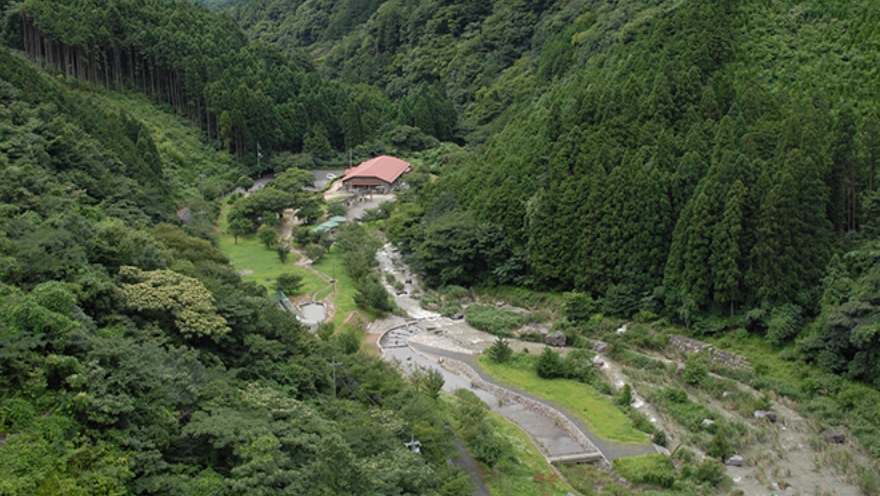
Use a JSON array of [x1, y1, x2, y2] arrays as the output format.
[[3, 0, 880, 494]]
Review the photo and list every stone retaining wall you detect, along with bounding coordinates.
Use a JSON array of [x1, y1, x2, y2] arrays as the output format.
[[428, 353, 603, 461], [667, 335, 750, 369]]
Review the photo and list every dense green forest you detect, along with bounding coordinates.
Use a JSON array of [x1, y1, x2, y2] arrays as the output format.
[[0, 11, 474, 493], [5, 0, 457, 174], [5, 0, 880, 493], [227, 0, 880, 384]]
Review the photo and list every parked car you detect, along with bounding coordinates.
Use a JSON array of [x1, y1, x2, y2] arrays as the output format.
[[326, 173, 336, 179]]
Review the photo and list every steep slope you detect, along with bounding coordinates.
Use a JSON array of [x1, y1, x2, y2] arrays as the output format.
[[229, 0, 880, 381], [0, 40, 471, 496]]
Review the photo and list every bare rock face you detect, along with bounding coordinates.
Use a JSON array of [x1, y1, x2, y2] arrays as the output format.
[[701, 419, 715, 428], [675, 363, 686, 376], [724, 455, 744, 467], [459, 296, 471, 305], [593, 341, 610, 353], [543, 331, 567, 347], [753, 410, 778, 422], [823, 431, 846, 444]]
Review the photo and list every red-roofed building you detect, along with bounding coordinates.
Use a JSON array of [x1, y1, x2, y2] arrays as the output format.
[[341, 155, 412, 193]]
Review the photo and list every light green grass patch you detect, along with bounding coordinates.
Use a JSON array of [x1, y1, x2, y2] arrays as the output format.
[[314, 284, 334, 301], [479, 356, 649, 443], [218, 208, 324, 296]]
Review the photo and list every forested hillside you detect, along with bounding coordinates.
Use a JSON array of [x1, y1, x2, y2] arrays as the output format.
[[227, 0, 880, 384], [0, 3, 474, 492], [5, 0, 457, 175], [5, 0, 880, 492]]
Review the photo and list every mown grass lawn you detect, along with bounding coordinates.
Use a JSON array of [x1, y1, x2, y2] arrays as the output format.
[[479, 356, 649, 444], [218, 208, 325, 297]]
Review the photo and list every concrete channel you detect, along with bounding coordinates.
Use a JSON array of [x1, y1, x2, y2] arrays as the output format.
[[373, 244, 657, 466]]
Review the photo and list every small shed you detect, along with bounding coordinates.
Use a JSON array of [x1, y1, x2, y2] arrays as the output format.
[[311, 216, 348, 234]]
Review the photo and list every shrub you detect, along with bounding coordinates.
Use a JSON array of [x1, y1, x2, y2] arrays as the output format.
[[766, 304, 803, 345], [326, 202, 347, 217], [706, 426, 735, 460], [465, 304, 526, 337], [682, 354, 709, 385], [690, 459, 728, 486], [466, 421, 510, 467], [439, 301, 460, 317], [304, 244, 326, 262], [276, 244, 290, 263], [620, 323, 668, 350], [293, 226, 311, 246], [518, 331, 543, 342], [420, 293, 441, 310], [454, 388, 488, 426], [603, 284, 640, 318], [633, 309, 658, 323], [616, 384, 634, 409], [275, 272, 303, 293], [564, 291, 598, 322], [535, 347, 565, 379], [410, 367, 444, 400], [354, 275, 394, 312], [440, 285, 469, 299], [629, 409, 658, 436], [652, 430, 668, 446], [235, 175, 255, 190], [486, 338, 513, 363], [257, 224, 279, 249], [336, 327, 361, 355], [317, 322, 336, 341], [612, 454, 675, 488]]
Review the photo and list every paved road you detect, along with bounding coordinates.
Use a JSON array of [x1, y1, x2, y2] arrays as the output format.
[[346, 194, 395, 221]]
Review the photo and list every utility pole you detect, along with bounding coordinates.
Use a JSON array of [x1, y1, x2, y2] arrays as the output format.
[[256, 141, 263, 172], [331, 356, 342, 398], [348, 148, 352, 169]]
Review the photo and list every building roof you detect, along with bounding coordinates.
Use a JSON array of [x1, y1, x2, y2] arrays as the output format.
[[342, 155, 411, 184], [311, 216, 348, 234]]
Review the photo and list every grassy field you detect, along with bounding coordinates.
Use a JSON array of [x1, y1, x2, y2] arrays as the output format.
[[314, 284, 334, 301], [218, 208, 325, 297], [479, 356, 649, 444]]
